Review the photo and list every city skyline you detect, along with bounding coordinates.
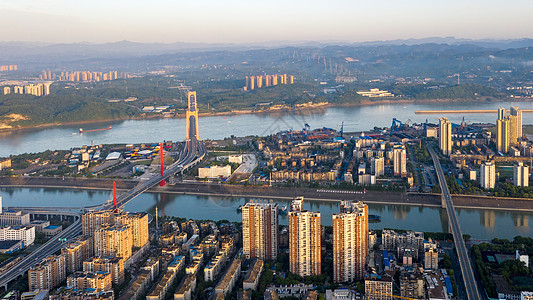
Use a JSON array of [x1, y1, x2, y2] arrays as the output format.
[[1, 0, 532, 43]]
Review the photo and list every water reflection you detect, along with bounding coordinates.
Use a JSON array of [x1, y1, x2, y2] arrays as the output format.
[[481, 211, 496, 228], [513, 214, 529, 227], [1, 187, 532, 240]]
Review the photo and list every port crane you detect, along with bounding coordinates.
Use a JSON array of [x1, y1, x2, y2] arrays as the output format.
[[390, 118, 405, 135]]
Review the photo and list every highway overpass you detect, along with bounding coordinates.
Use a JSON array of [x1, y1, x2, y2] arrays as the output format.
[[429, 146, 483, 300]]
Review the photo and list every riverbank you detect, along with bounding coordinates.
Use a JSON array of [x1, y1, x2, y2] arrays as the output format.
[[0, 97, 515, 134], [1, 176, 532, 212]]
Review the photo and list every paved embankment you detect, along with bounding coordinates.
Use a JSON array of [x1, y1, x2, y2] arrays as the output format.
[[1, 177, 532, 212]]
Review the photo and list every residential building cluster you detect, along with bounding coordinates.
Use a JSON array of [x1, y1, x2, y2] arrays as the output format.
[[26, 208, 149, 298], [257, 125, 412, 187], [39, 70, 128, 82], [435, 107, 531, 190], [244, 73, 294, 91], [242, 198, 460, 299], [0, 65, 17, 71], [347, 135, 412, 187], [3, 82, 51, 96], [259, 127, 343, 182]]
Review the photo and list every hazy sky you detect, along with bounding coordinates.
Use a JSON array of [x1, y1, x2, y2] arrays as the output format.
[[1, 0, 532, 43]]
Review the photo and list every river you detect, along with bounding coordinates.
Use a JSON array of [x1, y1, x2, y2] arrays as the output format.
[[1, 187, 530, 240], [2, 100, 533, 157]]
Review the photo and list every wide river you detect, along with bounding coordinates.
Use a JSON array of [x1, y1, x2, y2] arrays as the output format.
[[1, 187, 531, 240], [2, 100, 533, 156]]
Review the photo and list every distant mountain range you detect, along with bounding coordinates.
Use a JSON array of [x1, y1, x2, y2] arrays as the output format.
[[1, 37, 532, 61]]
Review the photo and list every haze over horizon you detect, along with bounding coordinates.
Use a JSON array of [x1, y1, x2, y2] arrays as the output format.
[[1, 0, 532, 44]]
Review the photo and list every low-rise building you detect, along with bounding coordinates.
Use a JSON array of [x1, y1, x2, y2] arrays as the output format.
[[215, 258, 241, 296], [174, 274, 197, 300], [142, 257, 161, 282], [29, 220, 50, 232], [84, 257, 125, 285], [243, 259, 263, 291], [66, 271, 112, 292], [0, 240, 24, 253], [146, 270, 178, 300], [0, 210, 30, 227], [365, 275, 393, 300], [117, 270, 151, 300], [42, 225, 62, 237], [198, 165, 232, 178], [400, 272, 424, 299], [20, 290, 49, 300], [0, 225, 35, 246]]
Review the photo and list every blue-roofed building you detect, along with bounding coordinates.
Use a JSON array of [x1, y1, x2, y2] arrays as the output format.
[[444, 276, 453, 296]]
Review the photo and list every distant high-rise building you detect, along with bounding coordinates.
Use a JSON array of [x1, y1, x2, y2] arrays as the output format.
[[3, 86, 10, 95], [43, 83, 51, 95], [480, 161, 496, 189], [498, 108, 506, 120], [249, 76, 255, 90], [509, 115, 519, 146], [371, 157, 384, 177], [242, 202, 278, 260], [288, 197, 321, 277], [256, 75, 263, 88], [272, 75, 278, 86], [282, 74, 287, 84], [439, 117, 452, 156], [333, 201, 368, 282], [497, 117, 511, 153], [511, 107, 523, 139], [265, 75, 272, 87], [93, 224, 133, 260], [28, 254, 66, 291], [393, 146, 407, 177], [289, 75, 294, 84], [514, 162, 529, 187]]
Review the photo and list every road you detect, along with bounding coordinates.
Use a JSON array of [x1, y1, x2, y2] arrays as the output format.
[[0, 138, 206, 290], [112, 138, 207, 209], [428, 146, 483, 300], [0, 218, 82, 290]]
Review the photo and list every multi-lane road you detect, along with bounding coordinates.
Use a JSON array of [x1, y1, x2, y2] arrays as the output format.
[[429, 146, 483, 300], [0, 139, 206, 290], [113, 139, 206, 208]]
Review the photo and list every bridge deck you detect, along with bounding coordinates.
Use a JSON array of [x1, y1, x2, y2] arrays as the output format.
[[429, 146, 483, 300]]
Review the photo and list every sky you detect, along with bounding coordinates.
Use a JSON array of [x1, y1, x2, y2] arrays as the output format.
[[1, 0, 532, 44]]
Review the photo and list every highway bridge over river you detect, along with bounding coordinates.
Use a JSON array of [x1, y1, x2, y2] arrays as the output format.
[[429, 146, 483, 300], [0, 91, 207, 290]]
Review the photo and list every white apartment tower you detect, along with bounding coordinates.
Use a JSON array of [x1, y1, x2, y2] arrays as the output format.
[[514, 162, 529, 187], [480, 162, 496, 189]]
